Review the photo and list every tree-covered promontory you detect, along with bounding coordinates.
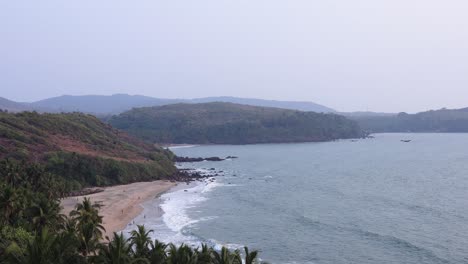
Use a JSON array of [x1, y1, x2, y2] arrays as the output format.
[[108, 102, 365, 144]]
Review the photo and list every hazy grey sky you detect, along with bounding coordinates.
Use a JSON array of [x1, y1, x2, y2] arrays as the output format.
[[1, 1, 467, 112]]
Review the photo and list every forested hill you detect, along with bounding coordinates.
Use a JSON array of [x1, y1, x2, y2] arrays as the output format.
[[353, 107, 468, 133], [108, 102, 365, 144], [0, 111, 176, 190]]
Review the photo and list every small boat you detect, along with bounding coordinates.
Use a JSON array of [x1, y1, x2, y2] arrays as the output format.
[[401, 140, 412, 143]]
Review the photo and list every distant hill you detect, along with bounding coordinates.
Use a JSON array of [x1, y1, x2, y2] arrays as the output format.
[[2, 94, 336, 114], [0, 111, 176, 190], [108, 102, 364, 144], [341, 111, 396, 118], [0, 97, 32, 112], [29, 94, 182, 115], [352, 108, 468, 133], [190, 96, 335, 113]]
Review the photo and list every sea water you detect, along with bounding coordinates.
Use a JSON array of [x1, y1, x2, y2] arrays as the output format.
[[126, 133, 468, 264]]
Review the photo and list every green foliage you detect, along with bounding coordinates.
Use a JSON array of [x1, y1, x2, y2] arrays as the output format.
[[109, 102, 364, 144], [0, 160, 265, 264], [0, 111, 176, 190], [45, 151, 175, 188], [353, 108, 468, 133]]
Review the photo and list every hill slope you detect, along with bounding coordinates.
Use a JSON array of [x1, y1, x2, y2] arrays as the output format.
[[21, 94, 335, 114], [0, 111, 176, 190], [0, 97, 32, 112], [108, 102, 364, 144], [190, 96, 335, 113], [353, 108, 468, 132], [30, 94, 181, 114]]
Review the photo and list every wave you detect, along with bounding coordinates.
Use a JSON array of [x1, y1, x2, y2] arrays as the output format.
[[137, 178, 223, 247]]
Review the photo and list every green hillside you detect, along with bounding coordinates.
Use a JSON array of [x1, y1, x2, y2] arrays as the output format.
[[353, 108, 468, 133], [108, 102, 364, 144], [0, 111, 176, 190]]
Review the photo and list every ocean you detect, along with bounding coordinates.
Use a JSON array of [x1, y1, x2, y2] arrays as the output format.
[[124, 133, 468, 264]]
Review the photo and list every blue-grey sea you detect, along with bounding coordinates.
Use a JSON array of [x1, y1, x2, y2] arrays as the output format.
[[125, 133, 468, 264]]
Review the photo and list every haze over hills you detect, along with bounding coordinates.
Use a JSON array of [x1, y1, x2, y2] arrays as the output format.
[[352, 107, 468, 133], [0, 97, 35, 112], [108, 102, 364, 144], [0, 94, 335, 114]]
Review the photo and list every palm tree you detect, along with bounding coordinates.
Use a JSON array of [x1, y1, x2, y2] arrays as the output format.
[[70, 198, 103, 228], [129, 225, 154, 258], [70, 197, 105, 257], [27, 196, 64, 232], [0, 185, 21, 225], [0, 159, 23, 188], [8, 228, 59, 264], [148, 240, 167, 264], [243, 247, 259, 264], [195, 244, 213, 264], [77, 222, 101, 257], [92, 232, 148, 264], [212, 247, 241, 264], [167, 243, 198, 264]]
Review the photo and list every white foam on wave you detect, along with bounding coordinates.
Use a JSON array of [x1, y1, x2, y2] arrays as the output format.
[[161, 181, 220, 233], [123, 167, 236, 250], [123, 177, 223, 247]]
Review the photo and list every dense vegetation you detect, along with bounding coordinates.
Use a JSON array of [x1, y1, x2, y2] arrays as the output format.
[[352, 108, 468, 133], [0, 160, 262, 264], [108, 102, 364, 144], [0, 111, 176, 191]]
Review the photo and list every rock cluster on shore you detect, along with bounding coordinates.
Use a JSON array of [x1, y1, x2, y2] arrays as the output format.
[[174, 156, 238, 162]]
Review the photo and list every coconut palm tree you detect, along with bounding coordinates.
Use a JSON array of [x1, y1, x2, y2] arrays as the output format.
[[92, 232, 148, 264], [26, 196, 63, 232], [8, 228, 59, 264], [76, 222, 101, 257], [243, 247, 259, 264], [70, 197, 103, 230], [0, 185, 21, 225], [148, 240, 167, 264], [129, 225, 154, 258], [212, 247, 241, 264], [167, 243, 198, 264], [70, 197, 105, 256], [0, 160, 23, 188], [195, 244, 213, 264]]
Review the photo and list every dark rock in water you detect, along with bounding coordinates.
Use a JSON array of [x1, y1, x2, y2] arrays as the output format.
[[175, 156, 226, 162], [205, 157, 224, 161], [174, 156, 205, 162], [401, 140, 412, 143], [209, 168, 216, 170], [175, 155, 238, 162], [184, 190, 188, 192]]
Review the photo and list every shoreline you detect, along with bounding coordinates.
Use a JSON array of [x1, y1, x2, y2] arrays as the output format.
[[124, 179, 215, 246], [61, 180, 177, 238]]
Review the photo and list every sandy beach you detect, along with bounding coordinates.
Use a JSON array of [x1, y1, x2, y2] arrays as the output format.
[[61, 180, 177, 238]]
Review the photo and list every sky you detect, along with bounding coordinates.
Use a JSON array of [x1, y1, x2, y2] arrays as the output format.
[[1, 1, 468, 113]]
